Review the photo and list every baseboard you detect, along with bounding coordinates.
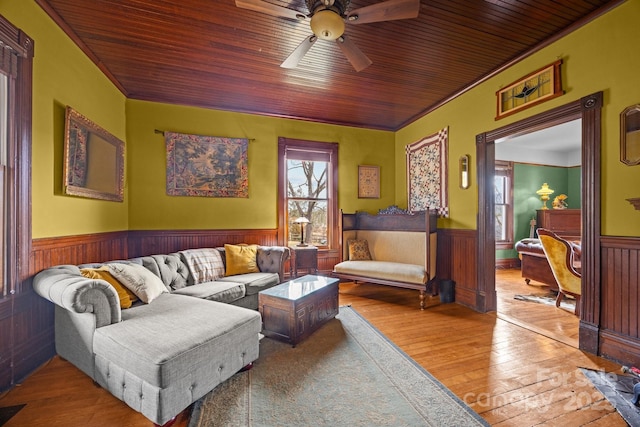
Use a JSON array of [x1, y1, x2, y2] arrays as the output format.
[[496, 258, 520, 269]]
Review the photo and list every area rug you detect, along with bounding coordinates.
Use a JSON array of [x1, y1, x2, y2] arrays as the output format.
[[189, 306, 488, 427], [581, 368, 640, 426], [514, 293, 576, 311]]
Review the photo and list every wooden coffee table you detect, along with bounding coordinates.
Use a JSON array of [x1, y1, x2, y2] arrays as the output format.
[[258, 275, 339, 346]]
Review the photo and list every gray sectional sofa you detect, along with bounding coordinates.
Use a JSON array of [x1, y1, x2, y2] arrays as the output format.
[[32, 245, 289, 426]]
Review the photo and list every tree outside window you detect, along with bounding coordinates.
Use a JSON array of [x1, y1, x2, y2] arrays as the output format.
[[278, 138, 338, 250], [287, 160, 328, 246]]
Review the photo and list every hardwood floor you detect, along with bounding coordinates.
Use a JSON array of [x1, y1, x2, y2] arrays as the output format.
[[0, 277, 626, 426], [496, 268, 580, 348]]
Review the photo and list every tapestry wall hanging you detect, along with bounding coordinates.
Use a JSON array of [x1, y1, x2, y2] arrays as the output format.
[[165, 132, 249, 198], [406, 127, 449, 217]]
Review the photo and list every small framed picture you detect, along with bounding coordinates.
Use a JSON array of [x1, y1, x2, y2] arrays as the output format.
[[358, 165, 380, 198]]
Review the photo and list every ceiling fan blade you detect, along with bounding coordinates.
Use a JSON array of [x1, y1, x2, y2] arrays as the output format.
[[281, 35, 318, 69], [347, 0, 420, 24], [235, 0, 306, 21], [336, 35, 372, 72]]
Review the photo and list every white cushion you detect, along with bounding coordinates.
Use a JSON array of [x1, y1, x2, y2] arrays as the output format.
[[333, 260, 426, 284], [107, 263, 168, 303]]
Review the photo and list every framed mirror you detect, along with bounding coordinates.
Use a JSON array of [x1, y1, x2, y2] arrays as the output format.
[[621, 104, 640, 166], [63, 106, 125, 201]]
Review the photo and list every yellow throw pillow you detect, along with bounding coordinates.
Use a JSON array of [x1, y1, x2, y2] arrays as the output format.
[[224, 244, 259, 276], [348, 239, 372, 261], [80, 267, 138, 309]]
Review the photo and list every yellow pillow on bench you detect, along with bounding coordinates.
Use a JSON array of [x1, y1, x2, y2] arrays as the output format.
[[348, 239, 372, 261]]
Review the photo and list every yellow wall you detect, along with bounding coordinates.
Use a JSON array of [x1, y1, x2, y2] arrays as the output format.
[[4, 1, 639, 238], [1, 1, 128, 239], [396, 0, 640, 237], [126, 100, 394, 230]]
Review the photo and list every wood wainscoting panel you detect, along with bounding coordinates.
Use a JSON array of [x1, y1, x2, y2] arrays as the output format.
[[496, 258, 520, 269], [1, 231, 129, 393], [599, 236, 640, 365], [127, 229, 279, 258], [30, 231, 129, 276], [7, 290, 55, 385], [0, 292, 54, 391], [317, 249, 341, 277], [437, 229, 479, 310]]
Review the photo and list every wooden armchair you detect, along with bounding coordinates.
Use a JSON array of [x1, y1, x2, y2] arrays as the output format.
[[537, 228, 582, 316]]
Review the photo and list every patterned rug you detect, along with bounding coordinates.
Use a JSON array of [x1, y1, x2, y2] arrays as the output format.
[[189, 306, 488, 427], [514, 293, 576, 311], [581, 368, 640, 426]]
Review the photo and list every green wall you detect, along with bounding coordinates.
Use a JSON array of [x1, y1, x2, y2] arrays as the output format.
[[497, 164, 581, 260], [125, 100, 395, 230], [395, 0, 640, 237], [1, 1, 128, 239], [514, 164, 579, 241]]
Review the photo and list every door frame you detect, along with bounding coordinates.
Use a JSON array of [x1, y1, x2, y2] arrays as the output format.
[[476, 92, 602, 354]]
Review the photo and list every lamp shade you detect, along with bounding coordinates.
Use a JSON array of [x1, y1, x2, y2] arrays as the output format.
[[536, 183, 554, 197], [310, 10, 345, 41], [294, 217, 310, 224], [536, 183, 554, 209]]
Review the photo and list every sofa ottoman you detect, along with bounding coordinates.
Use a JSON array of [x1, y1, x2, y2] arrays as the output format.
[[92, 293, 261, 425]]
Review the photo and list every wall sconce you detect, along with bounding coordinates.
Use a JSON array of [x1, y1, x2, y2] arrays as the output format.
[[293, 217, 310, 247], [459, 155, 470, 189], [536, 183, 554, 210]]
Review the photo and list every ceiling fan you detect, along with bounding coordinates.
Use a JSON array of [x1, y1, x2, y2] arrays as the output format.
[[235, 0, 421, 71]]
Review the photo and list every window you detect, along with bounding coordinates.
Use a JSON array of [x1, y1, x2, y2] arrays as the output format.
[[0, 73, 7, 292], [495, 160, 513, 249], [0, 20, 33, 296], [278, 138, 338, 250]]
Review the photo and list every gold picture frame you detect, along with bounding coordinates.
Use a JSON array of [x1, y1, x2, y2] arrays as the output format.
[[358, 165, 380, 199], [496, 60, 563, 120], [63, 106, 125, 202], [620, 104, 640, 166]]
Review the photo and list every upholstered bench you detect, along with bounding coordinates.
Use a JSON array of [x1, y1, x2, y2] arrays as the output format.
[[333, 209, 437, 309]]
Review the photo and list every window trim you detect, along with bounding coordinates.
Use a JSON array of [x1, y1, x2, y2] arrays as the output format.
[[278, 137, 338, 251], [0, 19, 33, 297], [495, 160, 514, 250]]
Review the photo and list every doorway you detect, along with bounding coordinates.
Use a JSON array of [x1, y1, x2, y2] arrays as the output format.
[[493, 120, 582, 347], [476, 92, 603, 354]]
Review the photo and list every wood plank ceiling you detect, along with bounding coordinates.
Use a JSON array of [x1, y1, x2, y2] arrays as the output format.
[[36, 0, 619, 131]]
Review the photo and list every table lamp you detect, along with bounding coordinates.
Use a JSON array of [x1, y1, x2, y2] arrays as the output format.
[[294, 217, 310, 247], [536, 183, 554, 210]]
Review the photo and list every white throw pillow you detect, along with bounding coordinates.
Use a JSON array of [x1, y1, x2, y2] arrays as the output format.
[[107, 262, 167, 303]]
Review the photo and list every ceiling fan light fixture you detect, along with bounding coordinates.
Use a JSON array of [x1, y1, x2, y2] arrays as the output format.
[[310, 9, 345, 40]]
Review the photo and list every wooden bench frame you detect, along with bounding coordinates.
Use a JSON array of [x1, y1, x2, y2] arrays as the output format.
[[332, 209, 438, 309]]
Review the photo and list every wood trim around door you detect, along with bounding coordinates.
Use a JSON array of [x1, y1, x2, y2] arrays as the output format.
[[476, 92, 602, 356]]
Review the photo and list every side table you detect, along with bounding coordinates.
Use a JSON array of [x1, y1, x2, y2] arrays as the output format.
[[290, 245, 318, 278]]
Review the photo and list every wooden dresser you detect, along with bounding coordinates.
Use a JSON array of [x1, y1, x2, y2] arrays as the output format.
[[536, 209, 581, 240], [516, 208, 582, 289]]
